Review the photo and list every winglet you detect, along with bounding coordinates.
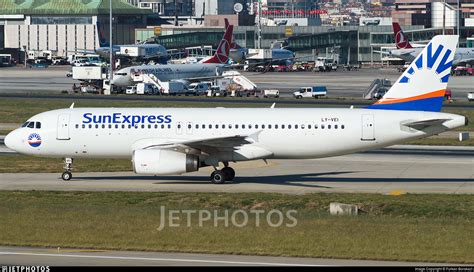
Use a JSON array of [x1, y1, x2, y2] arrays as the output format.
[[69, 103, 75, 109], [270, 103, 276, 109]]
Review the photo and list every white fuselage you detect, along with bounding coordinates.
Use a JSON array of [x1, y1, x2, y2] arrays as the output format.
[[5, 108, 466, 162], [112, 63, 223, 87], [391, 47, 474, 65]]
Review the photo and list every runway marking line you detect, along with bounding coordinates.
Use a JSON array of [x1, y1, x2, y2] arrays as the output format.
[[0, 251, 322, 266]]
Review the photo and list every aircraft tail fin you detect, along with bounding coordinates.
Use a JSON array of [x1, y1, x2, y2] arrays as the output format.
[[202, 22, 233, 64], [367, 35, 458, 112], [96, 21, 109, 47], [393, 22, 413, 49]]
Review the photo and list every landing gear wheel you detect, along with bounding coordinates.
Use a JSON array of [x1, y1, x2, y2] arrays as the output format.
[[210, 170, 226, 184], [61, 171, 72, 181], [62, 158, 73, 182], [222, 167, 235, 181]]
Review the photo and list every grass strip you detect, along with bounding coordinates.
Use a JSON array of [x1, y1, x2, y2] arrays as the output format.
[[0, 191, 472, 263]]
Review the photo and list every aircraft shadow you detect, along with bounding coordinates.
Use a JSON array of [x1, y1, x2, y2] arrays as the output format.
[[76, 171, 473, 188]]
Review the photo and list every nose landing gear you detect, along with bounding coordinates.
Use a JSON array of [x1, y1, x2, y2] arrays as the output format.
[[61, 158, 73, 181]]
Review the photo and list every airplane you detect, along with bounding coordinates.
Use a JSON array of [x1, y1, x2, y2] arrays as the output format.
[[4, 35, 467, 184], [223, 19, 295, 65], [389, 23, 474, 66], [111, 24, 234, 87], [75, 22, 169, 65]]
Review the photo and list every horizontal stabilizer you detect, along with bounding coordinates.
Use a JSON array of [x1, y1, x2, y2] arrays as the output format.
[[402, 119, 450, 130]]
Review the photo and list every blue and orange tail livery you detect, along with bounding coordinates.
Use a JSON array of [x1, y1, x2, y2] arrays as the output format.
[[368, 35, 458, 112]]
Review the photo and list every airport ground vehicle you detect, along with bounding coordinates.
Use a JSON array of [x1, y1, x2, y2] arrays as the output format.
[[468, 92, 474, 102], [81, 85, 98, 94], [125, 86, 137, 95], [52, 57, 68, 65], [293, 86, 327, 99], [136, 83, 158, 95], [207, 85, 228, 97], [262, 89, 280, 98], [363, 79, 392, 100], [161, 82, 187, 95], [187, 82, 212, 96], [313, 57, 336, 72], [0, 54, 13, 67], [372, 88, 388, 100]]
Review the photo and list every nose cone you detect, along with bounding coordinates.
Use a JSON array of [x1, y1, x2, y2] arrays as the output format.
[[4, 130, 15, 151]]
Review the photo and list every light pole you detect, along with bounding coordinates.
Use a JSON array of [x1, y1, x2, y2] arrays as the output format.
[[257, 0, 262, 49], [106, 0, 113, 95], [457, 0, 460, 36], [442, 0, 446, 35]]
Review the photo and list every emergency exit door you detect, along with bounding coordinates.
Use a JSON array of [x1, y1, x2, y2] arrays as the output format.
[[57, 114, 70, 140], [361, 114, 375, 141]]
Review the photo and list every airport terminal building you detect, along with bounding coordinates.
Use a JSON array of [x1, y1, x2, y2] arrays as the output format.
[[0, 0, 149, 59]]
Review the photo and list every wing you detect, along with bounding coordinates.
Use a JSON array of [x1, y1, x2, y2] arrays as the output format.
[[134, 134, 257, 155]]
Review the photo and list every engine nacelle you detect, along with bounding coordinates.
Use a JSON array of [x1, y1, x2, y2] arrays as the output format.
[[132, 149, 199, 175]]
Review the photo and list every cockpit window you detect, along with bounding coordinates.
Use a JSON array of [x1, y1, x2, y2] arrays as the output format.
[[27, 122, 35, 128], [36, 122, 41, 129], [22, 122, 29, 127], [114, 72, 127, 76]]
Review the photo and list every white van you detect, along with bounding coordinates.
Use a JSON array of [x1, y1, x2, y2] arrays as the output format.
[[187, 82, 212, 96], [125, 86, 137, 95]]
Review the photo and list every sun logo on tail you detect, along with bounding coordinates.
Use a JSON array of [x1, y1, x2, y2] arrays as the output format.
[[400, 43, 453, 84]]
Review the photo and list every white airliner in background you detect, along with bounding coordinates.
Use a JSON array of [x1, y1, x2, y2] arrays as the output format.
[[5, 36, 467, 183], [111, 24, 234, 87], [389, 23, 474, 66]]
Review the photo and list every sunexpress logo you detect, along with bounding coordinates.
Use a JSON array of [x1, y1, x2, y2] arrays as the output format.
[[400, 43, 453, 84], [83, 113, 172, 126]]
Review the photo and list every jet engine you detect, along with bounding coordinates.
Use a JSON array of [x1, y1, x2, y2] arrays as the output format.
[[132, 149, 199, 175]]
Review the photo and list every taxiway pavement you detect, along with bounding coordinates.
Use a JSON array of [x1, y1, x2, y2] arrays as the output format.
[[0, 145, 472, 194], [0, 246, 467, 266]]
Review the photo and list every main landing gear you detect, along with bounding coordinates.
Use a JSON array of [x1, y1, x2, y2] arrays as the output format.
[[210, 162, 235, 184], [61, 158, 73, 181]]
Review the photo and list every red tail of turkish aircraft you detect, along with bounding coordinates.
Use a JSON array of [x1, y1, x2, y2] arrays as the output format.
[[202, 23, 233, 64], [393, 22, 413, 49]]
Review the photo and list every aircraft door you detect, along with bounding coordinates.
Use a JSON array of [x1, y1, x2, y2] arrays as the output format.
[[361, 114, 375, 141], [57, 114, 71, 140]]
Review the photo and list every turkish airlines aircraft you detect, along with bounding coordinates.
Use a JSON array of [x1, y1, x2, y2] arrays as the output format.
[[389, 23, 474, 65], [5, 36, 467, 183], [111, 24, 234, 87]]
